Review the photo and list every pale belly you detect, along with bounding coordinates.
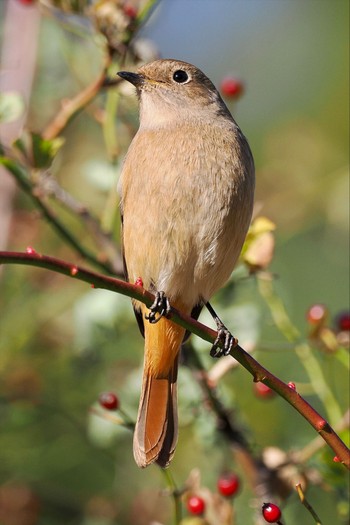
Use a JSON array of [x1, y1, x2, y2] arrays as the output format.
[[123, 183, 251, 308]]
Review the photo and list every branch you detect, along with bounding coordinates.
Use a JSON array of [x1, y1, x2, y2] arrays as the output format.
[[258, 277, 343, 425], [292, 409, 350, 464], [183, 342, 250, 451], [40, 0, 160, 142], [183, 341, 282, 502], [0, 250, 349, 469], [32, 170, 123, 274], [42, 48, 115, 141], [0, 157, 118, 275], [296, 483, 323, 524]]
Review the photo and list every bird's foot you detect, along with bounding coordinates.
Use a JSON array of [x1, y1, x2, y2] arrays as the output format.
[[205, 302, 238, 358], [210, 320, 238, 358], [145, 291, 171, 324]]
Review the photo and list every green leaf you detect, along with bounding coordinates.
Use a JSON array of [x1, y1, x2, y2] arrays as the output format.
[[0, 92, 25, 123]]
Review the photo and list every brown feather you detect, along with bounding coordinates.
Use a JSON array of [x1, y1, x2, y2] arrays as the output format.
[[119, 59, 255, 468], [133, 303, 186, 468]]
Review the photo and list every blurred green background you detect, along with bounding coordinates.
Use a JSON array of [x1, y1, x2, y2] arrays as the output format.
[[0, 1, 349, 524]]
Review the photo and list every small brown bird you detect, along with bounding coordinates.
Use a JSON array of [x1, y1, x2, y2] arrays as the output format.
[[118, 59, 255, 468]]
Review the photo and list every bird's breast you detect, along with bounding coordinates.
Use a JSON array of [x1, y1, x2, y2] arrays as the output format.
[[120, 123, 254, 307]]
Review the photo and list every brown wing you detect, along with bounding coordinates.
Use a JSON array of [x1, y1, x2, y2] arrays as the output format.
[[121, 208, 202, 341], [121, 208, 145, 338]]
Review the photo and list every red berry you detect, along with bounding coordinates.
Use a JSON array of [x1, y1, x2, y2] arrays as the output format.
[[26, 246, 37, 255], [99, 392, 119, 410], [124, 4, 137, 18], [187, 495, 205, 515], [254, 382, 275, 399], [262, 503, 282, 523], [306, 304, 328, 325], [135, 277, 144, 287], [288, 382, 296, 390], [220, 77, 244, 99], [217, 472, 240, 497], [335, 311, 350, 332], [333, 455, 341, 463]]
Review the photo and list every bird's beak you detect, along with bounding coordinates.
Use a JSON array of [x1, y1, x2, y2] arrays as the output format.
[[117, 71, 144, 87]]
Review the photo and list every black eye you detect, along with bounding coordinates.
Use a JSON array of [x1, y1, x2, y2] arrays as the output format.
[[172, 70, 189, 83]]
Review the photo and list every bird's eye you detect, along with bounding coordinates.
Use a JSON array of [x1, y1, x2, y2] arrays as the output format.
[[172, 70, 189, 83]]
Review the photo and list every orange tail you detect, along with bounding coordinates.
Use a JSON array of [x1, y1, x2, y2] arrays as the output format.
[[133, 303, 187, 468]]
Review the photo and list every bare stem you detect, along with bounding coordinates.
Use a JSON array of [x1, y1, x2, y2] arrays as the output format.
[[162, 469, 182, 525], [292, 409, 350, 464], [0, 250, 349, 469], [258, 276, 342, 425], [296, 483, 323, 524], [184, 341, 280, 501], [42, 48, 115, 141], [0, 157, 117, 275], [34, 170, 123, 274]]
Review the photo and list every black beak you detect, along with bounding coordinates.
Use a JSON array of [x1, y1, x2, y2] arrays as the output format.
[[117, 71, 144, 87]]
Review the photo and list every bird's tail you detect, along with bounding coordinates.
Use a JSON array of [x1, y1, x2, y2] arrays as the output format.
[[133, 302, 187, 468]]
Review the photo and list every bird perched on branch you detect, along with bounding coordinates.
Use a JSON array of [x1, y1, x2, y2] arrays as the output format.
[[118, 59, 255, 468]]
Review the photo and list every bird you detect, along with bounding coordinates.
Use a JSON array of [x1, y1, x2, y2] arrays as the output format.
[[117, 59, 255, 468]]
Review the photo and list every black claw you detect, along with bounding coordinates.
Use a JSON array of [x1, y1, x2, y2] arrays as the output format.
[[210, 322, 237, 358], [145, 291, 171, 324], [205, 302, 238, 358]]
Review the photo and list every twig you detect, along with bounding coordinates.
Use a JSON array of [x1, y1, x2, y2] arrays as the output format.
[[0, 250, 349, 469], [184, 341, 281, 501], [42, 48, 115, 141], [162, 469, 183, 525], [89, 406, 134, 431], [34, 170, 123, 274], [292, 409, 350, 464], [0, 157, 116, 275], [258, 276, 342, 425], [296, 483, 323, 524], [136, 0, 160, 24], [41, 0, 161, 142], [183, 342, 250, 451]]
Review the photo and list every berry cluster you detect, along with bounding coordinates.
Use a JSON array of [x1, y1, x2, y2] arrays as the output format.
[[187, 472, 240, 517], [186, 475, 285, 523], [96, 393, 286, 523], [306, 304, 350, 351], [307, 304, 350, 333]]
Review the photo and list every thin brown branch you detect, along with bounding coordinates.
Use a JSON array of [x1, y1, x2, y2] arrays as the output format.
[[0, 250, 349, 469], [292, 409, 350, 464], [183, 341, 250, 451], [89, 407, 134, 430], [0, 156, 119, 275], [42, 49, 116, 141], [296, 483, 323, 524], [183, 341, 281, 502], [34, 170, 123, 274]]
